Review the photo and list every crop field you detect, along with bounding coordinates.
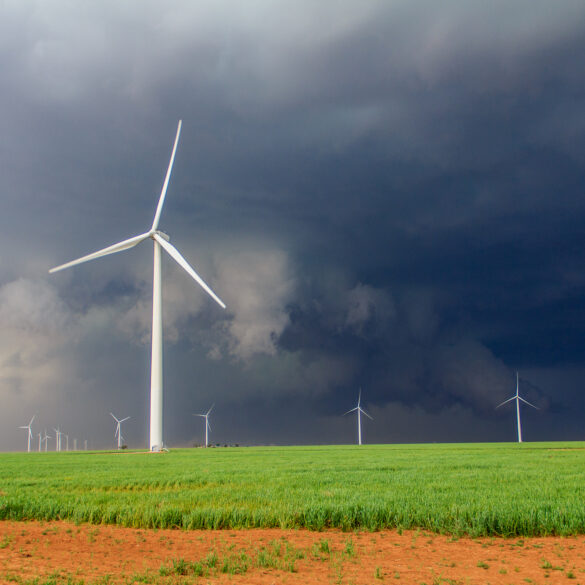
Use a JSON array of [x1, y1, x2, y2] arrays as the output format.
[[2, 442, 585, 537]]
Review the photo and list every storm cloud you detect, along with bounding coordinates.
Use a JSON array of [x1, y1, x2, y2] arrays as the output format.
[[2, 1, 585, 450]]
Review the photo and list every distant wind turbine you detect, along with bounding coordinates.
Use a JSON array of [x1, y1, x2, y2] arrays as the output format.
[[53, 428, 62, 452], [497, 371, 538, 443], [42, 431, 50, 452], [343, 389, 373, 445], [193, 404, 214, 447], [19, 416, 35, 452], [38, 432, 42, 452], [49, 121, 226, 451], [110, 413, 130, 450]]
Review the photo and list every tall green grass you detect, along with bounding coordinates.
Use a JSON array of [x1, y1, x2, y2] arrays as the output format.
[[1, 443, 584, 536]]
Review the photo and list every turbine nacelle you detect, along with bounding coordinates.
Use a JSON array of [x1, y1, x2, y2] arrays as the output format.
[[151, 230, 170, 242]]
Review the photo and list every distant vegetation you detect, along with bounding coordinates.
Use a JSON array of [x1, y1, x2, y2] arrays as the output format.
[[1, 443, 584, 536]]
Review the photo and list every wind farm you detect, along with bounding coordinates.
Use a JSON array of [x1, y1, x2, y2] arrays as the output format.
[[8, 122, 555, 454]]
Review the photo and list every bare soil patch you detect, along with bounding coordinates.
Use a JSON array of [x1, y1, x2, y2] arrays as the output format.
[[1, 520, 585, 584]]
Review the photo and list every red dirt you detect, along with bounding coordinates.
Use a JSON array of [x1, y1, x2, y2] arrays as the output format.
[[2, 520, 585, 584]]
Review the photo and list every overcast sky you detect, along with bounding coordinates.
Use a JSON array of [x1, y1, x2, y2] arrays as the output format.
[[2, 1, 585, 451]]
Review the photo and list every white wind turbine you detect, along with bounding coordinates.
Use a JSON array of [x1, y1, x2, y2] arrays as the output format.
[[343, 389, 373, 446], [19, 416, 35, 452], [110, 413, 130, 450], [193, 404, 214, 447], [42, 431, 50, 452], [53, 428, 61, 452], [497, 371, 538, 443], [49, 121, 226, 451]]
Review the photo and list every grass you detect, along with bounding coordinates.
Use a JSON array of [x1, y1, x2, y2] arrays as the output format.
[[4, 540, 307, 585], [0, 442, 585, 536]]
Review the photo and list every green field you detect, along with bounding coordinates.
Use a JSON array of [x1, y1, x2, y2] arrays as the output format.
[[1, 443, 584, 536]]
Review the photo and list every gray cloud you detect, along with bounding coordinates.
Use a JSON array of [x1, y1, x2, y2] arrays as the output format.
[[1, 1, 585, 449], [213, 247, 296, 360]]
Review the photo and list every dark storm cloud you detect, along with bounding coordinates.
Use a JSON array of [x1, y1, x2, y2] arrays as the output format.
[[2, 1, 585, 450]]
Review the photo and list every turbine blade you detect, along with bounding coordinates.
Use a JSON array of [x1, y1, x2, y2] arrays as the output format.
[[120, 417, 130, 422], [343, 407, 358, 416], [110, 413, 120, 422], [29, 415, 35, 426], [49, 232, 150, 273], [360, 407, 373, 420], [518, 396, 539, 409], [154, 234, 226, 309], [496, 395, 516, 409], [207, 420, 212, 431], [194, 414, 205, 418], [151, 120, 182, 231], [207, 403, 215, 416]]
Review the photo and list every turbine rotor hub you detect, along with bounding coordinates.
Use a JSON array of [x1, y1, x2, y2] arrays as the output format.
[[151, 230, 170, 242]]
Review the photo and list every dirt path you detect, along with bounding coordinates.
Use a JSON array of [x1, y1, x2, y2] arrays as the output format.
[[1, 520, 585, 584]]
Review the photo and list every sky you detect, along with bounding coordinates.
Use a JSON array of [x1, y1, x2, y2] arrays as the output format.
[[2, 1, 585, 451]]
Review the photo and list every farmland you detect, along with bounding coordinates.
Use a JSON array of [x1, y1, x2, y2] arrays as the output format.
[[1, 442, 585, 537]]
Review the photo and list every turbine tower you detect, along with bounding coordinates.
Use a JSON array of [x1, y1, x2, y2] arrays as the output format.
[[19, 415, 35, 452], [49, 121, 226, 451], [110, 413, 130, 450], [497, 371, 538, 443], [343, 389, 373, 445], [193, 404, 214, 447]]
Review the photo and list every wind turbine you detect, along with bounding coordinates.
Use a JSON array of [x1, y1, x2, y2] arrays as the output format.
[[110, 413, 130, 450], [49, 121, 226, 451], [53, 427, 62, 452], [343, 389, 373, 446], [193, 404, 214, 447], [497, 371, 538, 443], [42, 431, 50, 452], [19, 416, 35, 452]]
